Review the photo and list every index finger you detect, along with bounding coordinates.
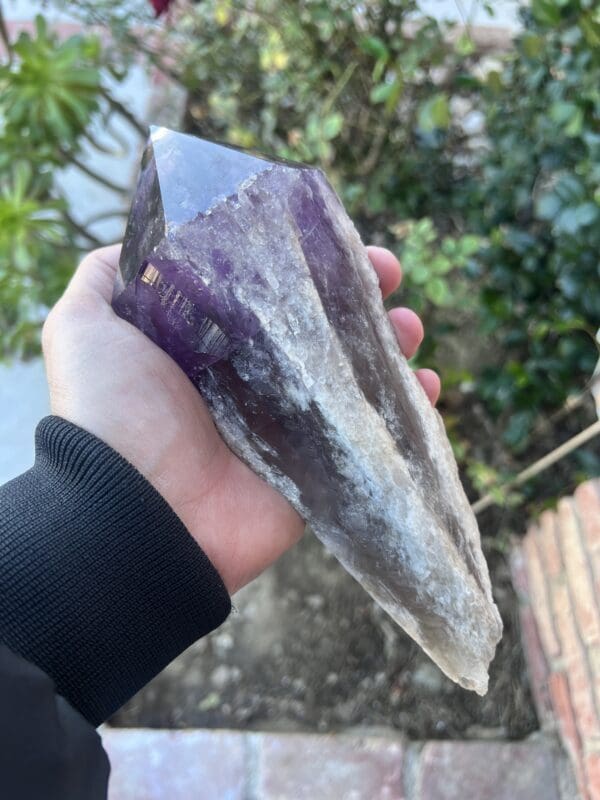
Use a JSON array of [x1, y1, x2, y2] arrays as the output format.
[[367, 246, 402, 299]]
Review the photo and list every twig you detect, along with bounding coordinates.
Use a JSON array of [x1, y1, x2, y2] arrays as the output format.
[[61, 150, 128, 194], [322, 61, 358, 117], [0, 1, 13, 64], [81, 210, 127, 227], [84, 128, 122, 156], [63, 210, 104, 247], [472, 419, 600, 514], [103, 92, 147, 139], [548, 373, 600, 424], [358, 122, 389, 176]]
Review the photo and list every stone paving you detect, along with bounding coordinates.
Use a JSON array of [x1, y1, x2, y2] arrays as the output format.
[[102, 728, 563, 799], [512, 478, 600, 800]]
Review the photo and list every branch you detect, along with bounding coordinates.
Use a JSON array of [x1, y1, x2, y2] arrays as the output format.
[[472, 419, 600, 515], [81, 209, 127, 227], [0, 1, 13, 64], [63, 209, 104, 247], [103, 92, 148, 139], [61, 149, 128, 194], [84, 128, 124, 156], [357, 122, 389, 176]]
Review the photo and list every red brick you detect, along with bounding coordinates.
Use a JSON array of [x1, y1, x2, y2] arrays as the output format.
[[418, 742, 560, 800], [518, 604, 553, 724], [559, 498, 600, 646], [256, 733, 404, 800], [510, 546, 530, 599], [589, 646, 600, 711], [575, 480, 600, 551], [538, 509, 564, 579], [548, 672, 588, 800], [552, 581, 600, 743], [575, 482, 600, 606], [586, 751, 600, 800], [102, 728, 246, 800], [524, 532, 561, 659], [548, 672, 584, 763]]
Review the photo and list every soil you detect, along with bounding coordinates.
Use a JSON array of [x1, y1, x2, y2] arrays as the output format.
[[111, 528, 537, 739]]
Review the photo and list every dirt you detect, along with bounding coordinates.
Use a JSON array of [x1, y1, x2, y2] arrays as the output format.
[[112, 528, 538, 740]]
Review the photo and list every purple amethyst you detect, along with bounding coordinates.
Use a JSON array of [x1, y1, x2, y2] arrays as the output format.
[[113, 127, 502, 693]]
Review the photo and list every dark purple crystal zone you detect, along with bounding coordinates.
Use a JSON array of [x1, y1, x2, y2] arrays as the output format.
[[113, 251, 260, 373]]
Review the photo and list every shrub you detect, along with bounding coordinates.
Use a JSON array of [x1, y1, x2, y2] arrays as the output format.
[[0, 12, 136, 356], [3, 0, 599, 492], [470, 0, 600, 450]]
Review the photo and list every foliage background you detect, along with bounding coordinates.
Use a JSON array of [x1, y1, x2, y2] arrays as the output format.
[[1, 0, 599, 520]]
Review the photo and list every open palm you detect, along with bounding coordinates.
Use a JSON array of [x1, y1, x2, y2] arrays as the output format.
[[43, 244, 440, 594]]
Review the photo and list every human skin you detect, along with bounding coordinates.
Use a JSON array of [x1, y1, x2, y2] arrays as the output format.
[[43, 244, 440, 594]]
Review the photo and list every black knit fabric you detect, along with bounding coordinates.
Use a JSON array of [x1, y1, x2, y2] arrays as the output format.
[[0, 645, 110, 800], [0, 416, 231, 726]]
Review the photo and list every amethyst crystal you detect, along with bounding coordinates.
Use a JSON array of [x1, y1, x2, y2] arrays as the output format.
[[113, 127, 502, 693]]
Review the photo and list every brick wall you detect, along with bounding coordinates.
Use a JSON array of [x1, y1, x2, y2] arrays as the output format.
[[513, 478, 600, 800]]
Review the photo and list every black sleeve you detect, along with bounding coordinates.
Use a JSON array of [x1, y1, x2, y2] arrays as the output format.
[[0, 416, 232, 798], [0, 645, 110, 800]]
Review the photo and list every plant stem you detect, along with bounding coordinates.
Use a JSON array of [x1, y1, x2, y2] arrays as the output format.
[[123, 32, 186, 88], [103, 91, 147, 138], [0, 1, 13, 64], [322, 61, 358, 116], [61, 149, 128, 194], [472, 419, 600, 514], [81, 209, 127, 227], [63, 210, 104, 247], [84, 129, 122, 156]]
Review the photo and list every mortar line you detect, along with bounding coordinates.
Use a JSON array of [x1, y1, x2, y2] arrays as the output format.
[[402, 741, 423, 800], [244, 732, 260, 800]]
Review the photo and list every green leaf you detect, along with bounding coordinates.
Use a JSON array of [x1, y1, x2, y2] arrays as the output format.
[[385, 77, 404, 114], [535, 192, 562, 220], [430, 254, 453, 274], [581, 12, 600, 47], [550, 102, 584, 137], [454, 31, 475, 57], [360, 36, 389, 61], [370, 81, 396, 105], [565, 108, 584, 137], [531, 0, 563, 26], [521, 33, 543, 58], [426, 277, 450, 305], [417, 93, 450, 132], [410, 264, 431, 283], [550, 101, 579, 125], [321, 112, 343, 140], [372, 57, 386, 84], [486, 70, 503, 93], [554, 202, 599, 234], [458, 235, 481, 257], [502, 410, 535, 449]]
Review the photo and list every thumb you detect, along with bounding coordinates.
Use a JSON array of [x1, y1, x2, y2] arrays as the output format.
[[64, 244, 122, 305]]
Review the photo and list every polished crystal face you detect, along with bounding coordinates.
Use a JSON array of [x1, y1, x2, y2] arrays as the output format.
[[113, 127, 502, 693]]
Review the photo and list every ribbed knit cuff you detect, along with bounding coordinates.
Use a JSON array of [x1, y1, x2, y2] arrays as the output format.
[[0, 416, 231, 726]]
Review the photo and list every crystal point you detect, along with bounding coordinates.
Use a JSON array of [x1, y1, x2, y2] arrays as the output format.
[[113, 127, 503, 693]]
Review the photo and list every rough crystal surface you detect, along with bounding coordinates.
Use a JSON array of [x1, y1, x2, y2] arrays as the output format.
[[113, 127, 503, 693]]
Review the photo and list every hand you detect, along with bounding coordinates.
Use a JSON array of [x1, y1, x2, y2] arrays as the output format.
[[43, 244, 440, 594]]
